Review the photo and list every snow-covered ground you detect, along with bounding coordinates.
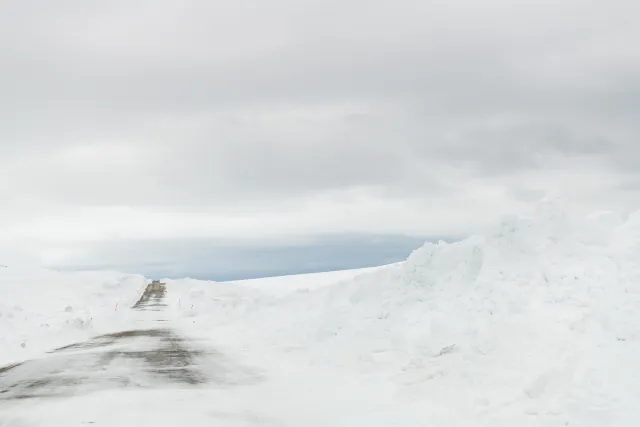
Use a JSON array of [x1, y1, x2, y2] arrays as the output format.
[[3, 200, 640, 425], [226, 265, 390, 296], [0, 268, 149, 368]]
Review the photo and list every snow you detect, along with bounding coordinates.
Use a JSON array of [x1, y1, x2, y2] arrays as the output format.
[[226, 265, 390, 296], [3, 200, 640, 425], [0, 267, 148, 367]]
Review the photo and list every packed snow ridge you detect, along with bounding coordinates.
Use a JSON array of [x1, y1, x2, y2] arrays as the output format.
[[171, 201, 640, 424], [0, 269, 149, 366]]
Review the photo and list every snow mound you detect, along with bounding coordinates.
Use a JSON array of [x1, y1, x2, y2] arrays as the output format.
[[215, 200, 640, 425], [0, 267, 148, 366], [163, 277, 270, 322]]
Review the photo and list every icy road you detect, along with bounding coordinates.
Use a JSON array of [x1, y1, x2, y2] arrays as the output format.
[[1, 283, 210, 400], [0, 282, 266, 426], [0, 278, 441, 427]]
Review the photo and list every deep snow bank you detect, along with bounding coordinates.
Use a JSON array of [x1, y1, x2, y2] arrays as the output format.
[[0, 267, 148, 366], [162, 277, 268, 323], [164, 267, 382, 324], [181, 201, 640, 425], [227, 266, 389, 297]]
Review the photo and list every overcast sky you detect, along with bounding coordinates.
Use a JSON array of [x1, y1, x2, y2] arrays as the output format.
[[0, 0, 638, 277]]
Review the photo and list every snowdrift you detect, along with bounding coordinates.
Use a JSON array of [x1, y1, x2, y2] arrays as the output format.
[[176, 200, 640, 425], [0, 267, 149, 366], [162, 277, 268, 322], [165, 268, 382, 324]]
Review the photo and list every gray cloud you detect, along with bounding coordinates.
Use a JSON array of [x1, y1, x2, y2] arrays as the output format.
[[430, 122, 614, 174], [1, 0, 640, 266]]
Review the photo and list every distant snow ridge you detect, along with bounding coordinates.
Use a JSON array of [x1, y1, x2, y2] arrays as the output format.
[[247, 201, 640, 423]]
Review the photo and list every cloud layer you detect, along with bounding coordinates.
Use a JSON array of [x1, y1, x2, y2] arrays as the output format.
[[1, 0, 638, 269]]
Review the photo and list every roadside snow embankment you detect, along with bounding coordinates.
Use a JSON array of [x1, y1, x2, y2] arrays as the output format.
[[0, 268, 148, 366], [165, 267, 385, 325], [177, 202, 640, 425]]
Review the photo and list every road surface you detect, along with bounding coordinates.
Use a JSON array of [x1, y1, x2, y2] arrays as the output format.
[[0, 282, 265, 426]]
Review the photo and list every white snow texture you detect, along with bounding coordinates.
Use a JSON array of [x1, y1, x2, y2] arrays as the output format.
[[3, 199, 640, 426]]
